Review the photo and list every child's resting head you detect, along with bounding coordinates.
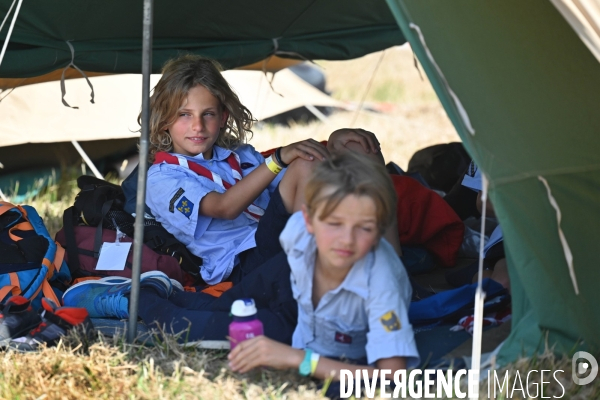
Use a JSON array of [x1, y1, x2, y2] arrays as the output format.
[[145, 54, 254, 161], [304, 151, 397, 236]]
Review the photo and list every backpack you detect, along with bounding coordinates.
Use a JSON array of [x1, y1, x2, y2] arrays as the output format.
[[55, 225, 185, 283], [407, 142, 471, 193], [0, 202, 71, 308], [58, 176, 202, 283]]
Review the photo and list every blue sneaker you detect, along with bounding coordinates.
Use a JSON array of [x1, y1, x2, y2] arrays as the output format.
[[101, 272, 175, 298], [99, 276, 131, 285], [62, 279, 131, 319], [171, 279, 184, 293], [139, 271, 173, 299]]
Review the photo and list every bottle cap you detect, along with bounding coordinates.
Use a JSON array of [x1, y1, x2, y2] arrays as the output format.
[[231, 298, 257, 317]]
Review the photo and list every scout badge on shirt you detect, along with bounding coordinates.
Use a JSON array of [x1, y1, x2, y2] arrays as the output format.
[[334, 331, 353, 344], [380, 311, 401, 332], [176, 196, 194, 219]]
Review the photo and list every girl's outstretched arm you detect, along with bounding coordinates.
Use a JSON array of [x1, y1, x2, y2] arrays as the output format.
[[228, 335, 406, 381], [199, 139, 328, 220]]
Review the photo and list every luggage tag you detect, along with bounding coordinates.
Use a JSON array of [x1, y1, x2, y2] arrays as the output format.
[[95, 219, 132, 271]]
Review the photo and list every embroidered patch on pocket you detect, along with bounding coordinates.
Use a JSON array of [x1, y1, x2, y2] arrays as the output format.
[[176, 196, 194, 218], [334, 331, 353, 344], [380, 311, 401, 332]]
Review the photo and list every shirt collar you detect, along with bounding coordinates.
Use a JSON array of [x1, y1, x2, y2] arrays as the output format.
[[188, 145, 232, 162], [332, 251, 372, 299]]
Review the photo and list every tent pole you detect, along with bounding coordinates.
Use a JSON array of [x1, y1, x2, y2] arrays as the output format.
[[127, 0, 153, 343], [71, 140, 104, 179], [304, 104, 328, 123]]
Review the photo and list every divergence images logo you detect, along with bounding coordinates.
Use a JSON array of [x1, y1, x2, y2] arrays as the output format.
[[572, 351, 598, 385]]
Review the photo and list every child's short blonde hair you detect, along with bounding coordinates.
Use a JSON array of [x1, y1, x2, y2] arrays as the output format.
[[142, 54, 254, 161], [304, 152, 397, 235]]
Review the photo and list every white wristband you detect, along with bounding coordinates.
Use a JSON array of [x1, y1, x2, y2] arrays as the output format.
[[310, 352, 320, 376]]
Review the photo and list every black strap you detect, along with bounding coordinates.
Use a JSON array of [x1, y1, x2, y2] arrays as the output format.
[[93, 199, 114, 257], [62, 206, 81, 274], [0, 262, 40, 274], [144, 226, 202, 277]]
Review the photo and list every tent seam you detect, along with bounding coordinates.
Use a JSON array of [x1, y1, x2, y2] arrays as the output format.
[[490, 163, 600, 188]]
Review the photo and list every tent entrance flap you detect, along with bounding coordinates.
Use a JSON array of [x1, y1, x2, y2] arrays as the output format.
[[386, 0, 600, 365]]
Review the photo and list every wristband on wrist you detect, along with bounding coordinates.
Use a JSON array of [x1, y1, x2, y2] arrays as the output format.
[[274, 147, 289, 168], [310, 351, 320, 376], [299, 349, 313, 376], [265, 155, 282, 175]]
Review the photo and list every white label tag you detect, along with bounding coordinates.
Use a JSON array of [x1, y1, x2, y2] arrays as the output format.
[[95, 242, 132, 271]]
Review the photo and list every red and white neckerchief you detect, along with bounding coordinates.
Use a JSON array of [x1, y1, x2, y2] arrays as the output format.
[[154, 151, 265, 222]]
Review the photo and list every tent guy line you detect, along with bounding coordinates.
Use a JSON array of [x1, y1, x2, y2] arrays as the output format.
[[0, 0, 21, 68], [0, 0, 17, 34], [409, 22, 475, 136], [60, 41, 95, 109]]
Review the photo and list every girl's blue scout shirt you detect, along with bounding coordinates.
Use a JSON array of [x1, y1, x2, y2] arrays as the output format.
[[280, 211, 421, 368], [146, 144, 284, 284]]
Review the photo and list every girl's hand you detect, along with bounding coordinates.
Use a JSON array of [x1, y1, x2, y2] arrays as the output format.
[[228, 336, 304, 373], [328, 128, 381, 154], [279, 139, 329, 165]]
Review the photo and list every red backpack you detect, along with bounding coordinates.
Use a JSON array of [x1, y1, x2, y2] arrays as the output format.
[[55, 226, 184, 283]]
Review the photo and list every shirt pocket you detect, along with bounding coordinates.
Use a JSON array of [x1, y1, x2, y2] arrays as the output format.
[[316, 316, 368, 361]]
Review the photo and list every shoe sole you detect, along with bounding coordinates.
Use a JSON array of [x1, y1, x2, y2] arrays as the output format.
[[63, 272, 170, 299], [62, 278, 130, 300]]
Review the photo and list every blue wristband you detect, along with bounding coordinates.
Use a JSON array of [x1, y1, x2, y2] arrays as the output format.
[[299, 349, 313, 376]]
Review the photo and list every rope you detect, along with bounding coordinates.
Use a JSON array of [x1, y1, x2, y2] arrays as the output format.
[[60, 40, 95, 109], [0, 0, 17, 34], [412, 48, 424, 81], [409, 22, 475, 135], [468, 171, 489, 399], [350, 50, 386, 128], [262, 37, 317, 98], [0, 85, 16, 103], [0, 0, 23, 69]]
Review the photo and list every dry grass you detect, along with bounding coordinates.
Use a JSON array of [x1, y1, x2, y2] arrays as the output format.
[[1, 331, 597, 399], [0, 331, 324, 400]]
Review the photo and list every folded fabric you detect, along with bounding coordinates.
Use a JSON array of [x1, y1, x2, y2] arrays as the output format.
[[408, 278, 506, 326], [450, 307, 512, 335], [392, 175, 465, 267]]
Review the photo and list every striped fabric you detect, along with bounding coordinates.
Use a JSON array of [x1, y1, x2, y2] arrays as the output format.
[[154, 152, 265, 222]]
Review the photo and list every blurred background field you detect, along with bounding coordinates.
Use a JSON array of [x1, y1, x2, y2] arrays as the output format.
[[24, 44, 460, 237], [251, 45, 459, 171]]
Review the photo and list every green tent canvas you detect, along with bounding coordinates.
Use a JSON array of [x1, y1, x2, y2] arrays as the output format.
[[385, 0, 600, 365], [0, 0, 404, 78]]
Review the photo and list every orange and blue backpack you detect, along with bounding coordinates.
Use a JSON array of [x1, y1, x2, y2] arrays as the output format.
[[0, 201, 71, 308]]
